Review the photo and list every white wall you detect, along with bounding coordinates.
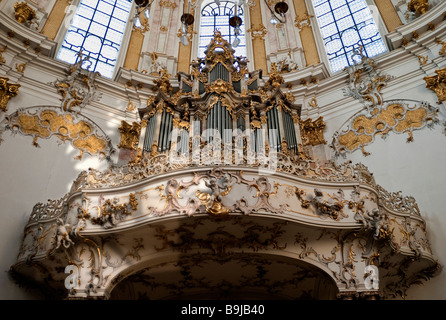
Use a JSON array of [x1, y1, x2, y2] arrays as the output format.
[[0, 132, 109, 299], [338, 125, 446, 299]]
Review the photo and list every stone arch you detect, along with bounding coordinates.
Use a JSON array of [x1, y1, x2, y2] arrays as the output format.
[[79, 212, 362, 300], [106, 249, 340, 300]]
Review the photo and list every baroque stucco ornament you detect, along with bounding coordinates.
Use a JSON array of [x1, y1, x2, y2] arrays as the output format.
[[13, 2, 36, 24], [10, 164, 440, 299], [343, 46, 393, 108], [0, 106, 113, 160], [0, 77, 20, 113], [332, 100, 439, 157], [118, 120, 141, 150], [424, 67, 446, 103], [51, 52, 102, 113]]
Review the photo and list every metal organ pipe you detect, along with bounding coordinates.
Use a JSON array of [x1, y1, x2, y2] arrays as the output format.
[[159, 112, 164, 151], [275, 108, 282, 150], [225, 109, 230, 143], [165, 113, 172, 151], [143, 115, 156, 152], [283, 111, 289, 151], [288, 113, 294, 151], [179, 129, 189, 154], [217, 102, 221, 141], [157, 111, 173, 152], [164, 111, 169, 151], [271, 108, 277, 151], [282, 111, 297, 153], [290, 114, 297, 151], [267, 106, 283, 152], [267, 110, 272, 150]]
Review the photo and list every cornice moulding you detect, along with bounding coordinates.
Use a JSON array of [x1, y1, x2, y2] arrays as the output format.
[[0, 11, 56, 57], [386, 1, 446, 50], [80, 211, 363, 237]]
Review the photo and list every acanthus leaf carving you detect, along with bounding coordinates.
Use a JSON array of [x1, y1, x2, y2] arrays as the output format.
[[90, 194, 139, 228]]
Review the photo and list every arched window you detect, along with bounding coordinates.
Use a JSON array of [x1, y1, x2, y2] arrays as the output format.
[[198, 1, 246, 58], [311, 0, 387, 72], [56, 0, 133, 78]]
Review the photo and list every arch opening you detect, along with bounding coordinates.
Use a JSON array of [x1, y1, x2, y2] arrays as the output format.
[[108, 248, 339, 299]]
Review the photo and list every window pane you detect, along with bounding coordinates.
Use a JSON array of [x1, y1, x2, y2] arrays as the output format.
[[199, 1, 246, 58], [312, 0, 387, 72], [57, 0, 132, 78]]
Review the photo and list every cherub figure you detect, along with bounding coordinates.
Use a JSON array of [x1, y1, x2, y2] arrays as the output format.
[[55, 218, 75, 249]]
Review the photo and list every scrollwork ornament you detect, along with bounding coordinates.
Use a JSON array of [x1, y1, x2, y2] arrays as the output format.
[[118, 121, 141, 150], [332, 100, 439, 157], [343, 46, 392, 107], [14, 2, 36, 24], [2, 106, 113, 160], [247, 24, 267, 40], [424, 67, 446, 103], [90, 195, 138, 228], [51, 51, 101, 113]]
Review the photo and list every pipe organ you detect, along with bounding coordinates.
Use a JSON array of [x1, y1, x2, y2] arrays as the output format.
[[139, 31, 301, 163]]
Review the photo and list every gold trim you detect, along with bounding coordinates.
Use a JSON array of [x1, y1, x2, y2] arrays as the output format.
[[118, 121, 141, 150], [374, 0, 402, 32], [300, 116, 326, 146], [424, 67, 446, 102], [0, 77, 20, 112], [14, 2, 36, 24]]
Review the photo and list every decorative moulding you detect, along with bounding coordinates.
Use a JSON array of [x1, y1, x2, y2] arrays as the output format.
[[0, 11, 56, 57], [0, 106, 114, 160], [10, 166, 440, 299], [331, 100, 439, 157], [424, 66, 446, 102], [0, 76, 20, 112]]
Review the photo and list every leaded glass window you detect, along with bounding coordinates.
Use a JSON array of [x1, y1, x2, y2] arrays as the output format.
[[57, 0, 132, 79], [311, 0, 387, 72], [199, 1, 246, 58]]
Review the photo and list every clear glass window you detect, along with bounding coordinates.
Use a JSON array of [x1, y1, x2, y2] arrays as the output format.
[[199, 1, 246, 58], [312, 0, 387, 72], [57, 0, 132, 78]]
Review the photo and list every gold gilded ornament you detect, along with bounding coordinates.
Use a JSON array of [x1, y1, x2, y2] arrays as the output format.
[[0, 77, 20, 112], [118, 121, 141, 150], [334, 102, 438, 156], [8, 108, 110, 159], [300, 116, 326, 146], [424, 67, 446, 102]]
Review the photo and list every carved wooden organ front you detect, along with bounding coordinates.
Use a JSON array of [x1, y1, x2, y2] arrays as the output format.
[[138, 31, 301, 164]]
